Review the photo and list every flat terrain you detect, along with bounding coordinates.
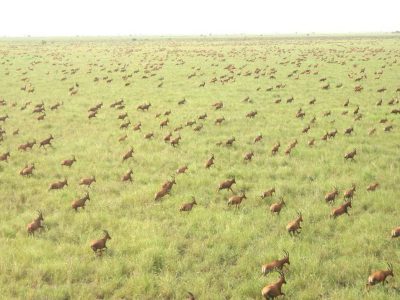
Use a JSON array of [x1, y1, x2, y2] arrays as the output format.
[[0, 36, 399, 299]]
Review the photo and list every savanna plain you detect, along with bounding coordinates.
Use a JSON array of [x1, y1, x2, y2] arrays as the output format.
[[0, 36, 399, 299]]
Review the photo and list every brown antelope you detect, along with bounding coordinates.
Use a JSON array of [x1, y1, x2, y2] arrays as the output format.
[[368, 128, 376, 136], [39, 135, 54, 148], [218, 178, 236, 192], [144, 132, 154, 139], [0, 114, 9, 122], [61, 156, 76, 167], [271, 142, 280, 155], [212, 101, 223, 109], [367, 182, 379, 191], [88, 111, 97, 119], [246, 110, 257, 118], [71, 192, 90, 211], [261, 270, 286, 299], [180, 197, 197, 212], [270, 198, 286, 215], [344, 127, 354, 135], [133, 122, 142, 131], [367, 263, 394, 288], [325, 187, 339, 203], [344, 149, 357, 160], [176, 165, 188, 174], [243, 151, 254, 161], [343, 184, 356, 200], [120, 120, 131, 129], [205, 154, 215, 168], [91, 230, 112, 254], [254, 134, 263, 143], [118, 112, 128, 120], [215, 117, 225, 125], [287, 211, 303, 235], [20, 163, 35, 176], [122, 169, 133, 182], [391, 227, 400, 238], [123, 147, 134, 161], [261, 188, 276, 199], [154, 187, 170, 201], [18, 140, 36, 151], [80, 176, 96, 187], [160, 118, 169, 128], [49, 179, 68, 190], [330, 200, 352, 218], [186, 291, 195, 300], [308, 138, 315, 146], [170, 135, 181, 147], [198, 113, 207, 120], [162, 177, 176, 192], [0, 151, 10, 162], [262, 250, 290, 275], [227, 192, 246, 208], [137, 103, 151, 111], [27, 210, 44, 235]]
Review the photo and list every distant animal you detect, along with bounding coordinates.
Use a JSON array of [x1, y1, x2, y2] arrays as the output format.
[[261, 270, 286, 299], [71, 192, 90, 211], [180, 197, 197, 212], [91, 230, 111, 254], [367, 263, 394, 288], [27, 210, 44, 235], [49, 179, 68, 191], [218, 178, 236, 192]]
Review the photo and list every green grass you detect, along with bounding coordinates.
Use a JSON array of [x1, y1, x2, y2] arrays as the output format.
[[0, 36, 399, 299]]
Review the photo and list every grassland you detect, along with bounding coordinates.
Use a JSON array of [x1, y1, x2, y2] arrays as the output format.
[[0, 36, 399, 300]]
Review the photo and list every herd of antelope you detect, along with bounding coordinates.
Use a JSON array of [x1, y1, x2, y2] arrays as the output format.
[[0, 37, 399, 299]]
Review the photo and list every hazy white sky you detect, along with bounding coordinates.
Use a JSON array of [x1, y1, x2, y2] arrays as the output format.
[[0, 0, 399, 36]]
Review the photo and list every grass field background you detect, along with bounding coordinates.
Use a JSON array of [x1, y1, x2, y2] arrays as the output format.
[[0, 36, 399, 299]]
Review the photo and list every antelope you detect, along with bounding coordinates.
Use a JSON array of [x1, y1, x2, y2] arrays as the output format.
[[344, 184, 356, 200], [328, 129, 338, 138], [49, 179, 68, 190], [123, 147, 134, 161], [302, 124, 311, 133], [344, 99, 349, 107], [164, 132, 172, 142], [61, 156, 76, 167], [120, 120, 131, 129], [262, 250, 290, 275], [261, 270, 286, 299], [205, 154, 215, 168], [91, 230, 111, 254], [88, 111, 97, 119], [384, 125, 393, 132], [271, 142, 280, 155], [270, 198, 286, 215], [154, 187, 170, 201], [227, 192, 246, 208], [110, 99, 124, 108], [180, 197, 197, 212], [246, 110, 257, 118], [218, 178, 236, 192], [176, 165, 188, 174], [27, 210, 44, 235], [391, 227, 400, 238], [344, 149, 357, 160], [0, 114, 9, 122], [287, 211, 303, 235], [137, 103, 151, 111], [367, 263, 394, 288], [308, 138, 315, 146], [144, 132, 154, 139], [212, 101, 223, 110], [20, 163, 35, 176], [160, 118, 169, 128], [178, 98, 186, 105], [261, 188, 276, 199], [325, 187, 339, 203], [162, 177, 176, 192], [37, 113, 46, 121], [118, 112, 128, 120], [122, 169, 133, 182], [39, 135, 54, 148], [79, 176, 96, 187], [215, 117, 225, 125], [344, 127, 354, 135], [243, 151, 254, 161], [18, 140, 36, 151], [367, 182, 379, 191], [119, 134, 128, 142], [133, 122, 142, 131], [254, 134, 263, 143], [331, 200, 352, 218], [0, 151, 10, 162], [376, 99, 383, 106], [198, 113, 207, 120], [170, 135, 181, 147], [71, 192, 90, 211]]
